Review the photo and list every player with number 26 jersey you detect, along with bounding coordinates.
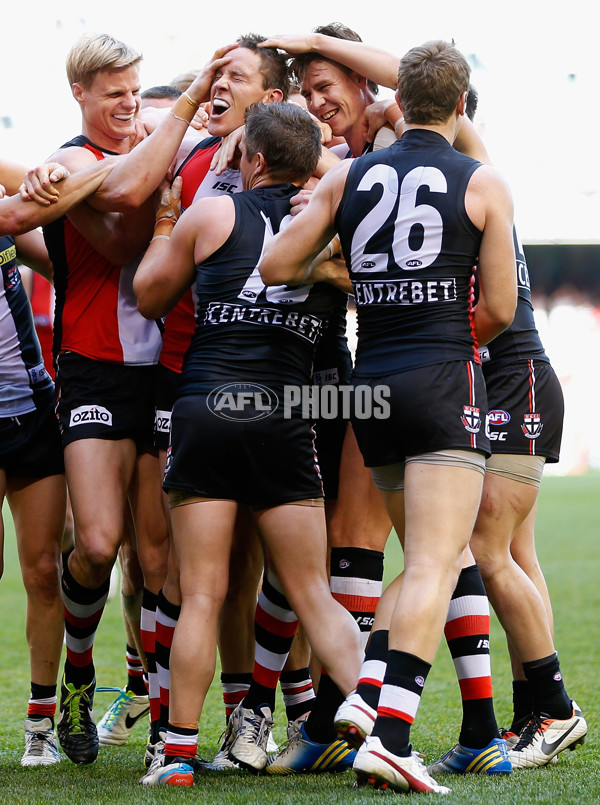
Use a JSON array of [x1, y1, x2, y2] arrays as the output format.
[[337, 129, 483, 378]]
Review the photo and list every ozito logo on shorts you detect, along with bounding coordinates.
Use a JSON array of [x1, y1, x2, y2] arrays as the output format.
[[207, 383, 278, 421], [461, 405, 481, 434], [522, 412, 543, 439], [155, 409, 171, 434], [69, 405, 113, 427]]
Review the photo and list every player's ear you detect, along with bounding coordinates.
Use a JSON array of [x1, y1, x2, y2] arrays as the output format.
[[264, 88, 284, 104], [395, 89, 405, 118], [72, 83, 85, 105], [255, 152, 266, 175], [351, 71, 367, 90]]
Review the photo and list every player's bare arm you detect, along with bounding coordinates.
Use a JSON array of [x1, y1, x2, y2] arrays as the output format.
[[1, 159, 116, 236], [259, 159, 350, 286], [262, 34, 400, 90], [134, 195, 235, 319], [466, 164, 517, 345], [13, 230, 54, 281]]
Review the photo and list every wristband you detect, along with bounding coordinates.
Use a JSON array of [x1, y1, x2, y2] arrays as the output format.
[[169, 90, 200, 125]]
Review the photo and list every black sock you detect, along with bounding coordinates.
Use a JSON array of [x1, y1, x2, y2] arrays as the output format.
[[242, 683, 276, 714], [356, 629, 388, 710], [304, 674, 345, 744], [372, 650, 431, 757], [510, 680, 533, 733], [280, 667, 315, 722], [522, 654, 572, 719]]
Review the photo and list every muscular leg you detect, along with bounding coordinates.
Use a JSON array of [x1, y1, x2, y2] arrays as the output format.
[[129, 449, 169, 595], [327, 424, 390, 648], [10, 474, 66, 689], [119, 522, 146, 672], [470, 472, 554, 664], [255, 504, 362, 696], [165, 499, 238, 762], [470, 465, 575, 754], [66, 438, 137, 588], [218, 506, 263, 683], [386, 463, 483, 662], [58, 438, 138, 763], [370, 461, 484, 758], [507, 502, 554, 681]]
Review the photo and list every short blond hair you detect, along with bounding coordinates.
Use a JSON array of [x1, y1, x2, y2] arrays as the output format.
[[170, 70, 200, 93], [66, 33, 142, 88]]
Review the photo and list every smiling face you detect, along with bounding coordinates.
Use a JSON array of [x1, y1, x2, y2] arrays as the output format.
[[208, 48, 277, 138], [74, 65, 141, 153], [300, 59, 366, 140]]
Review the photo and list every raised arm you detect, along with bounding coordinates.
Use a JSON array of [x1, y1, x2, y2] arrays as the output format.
[[262, 34, 400, 89], [453, 117, 492, 164]]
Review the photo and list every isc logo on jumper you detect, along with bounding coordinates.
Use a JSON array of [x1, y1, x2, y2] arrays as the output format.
[[207, 383, 278, 421], [69, 405, 113, 427]]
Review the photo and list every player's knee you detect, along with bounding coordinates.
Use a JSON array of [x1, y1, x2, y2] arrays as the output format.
[[22, 553, 61, 600], [79, 541, 119, 580]]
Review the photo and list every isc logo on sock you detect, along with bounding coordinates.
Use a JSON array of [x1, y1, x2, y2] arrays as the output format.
[[69, 405, 113, 427]]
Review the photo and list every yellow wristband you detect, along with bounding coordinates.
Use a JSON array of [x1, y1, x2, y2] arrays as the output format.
[[169, 91, 200, 125]]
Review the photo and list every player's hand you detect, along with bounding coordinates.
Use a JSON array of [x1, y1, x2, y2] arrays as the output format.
[[210, 125, 243, 174], [155, 175, 183, 226], [190, 103, 210, 131], [365, 99, 401, 142], [19, 162, 70, 205], [129, 118, 149, 150], [290, 188, 313, 217], [185, 43, 239, 105], [260, 35, 317, 55]]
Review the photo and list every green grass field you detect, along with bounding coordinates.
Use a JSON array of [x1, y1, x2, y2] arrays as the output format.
[[0, 474, 598, 803]]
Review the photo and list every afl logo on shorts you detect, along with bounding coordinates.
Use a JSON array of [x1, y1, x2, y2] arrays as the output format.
[[522, 412, 543, 439], [461, 405, 481, 434], [207, 383, 278, 421], [487, 409, 510, 426]]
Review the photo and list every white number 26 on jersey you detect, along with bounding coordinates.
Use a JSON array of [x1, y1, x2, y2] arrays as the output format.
[[350, 164, 447, 273]]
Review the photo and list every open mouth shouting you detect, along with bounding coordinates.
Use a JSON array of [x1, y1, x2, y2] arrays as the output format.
[[211, 98, 230, 117]]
